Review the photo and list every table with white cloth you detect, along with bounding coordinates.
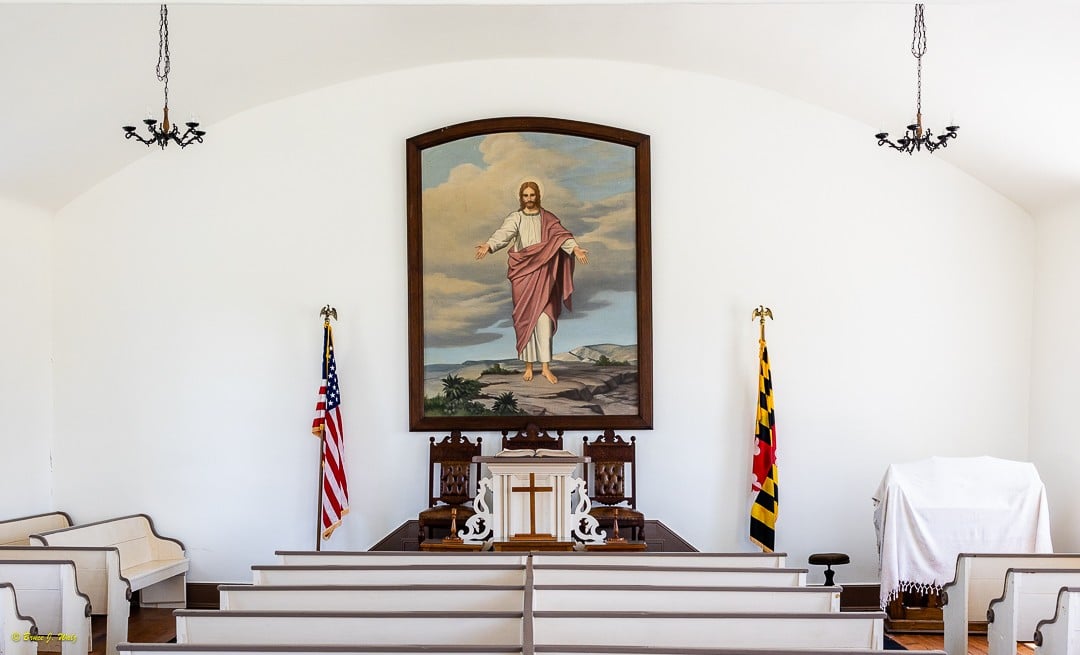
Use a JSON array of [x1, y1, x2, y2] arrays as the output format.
[[873, 455, 1053, 611]]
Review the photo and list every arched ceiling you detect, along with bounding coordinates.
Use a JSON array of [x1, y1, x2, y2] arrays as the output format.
[[1, 1, 1076, 214]]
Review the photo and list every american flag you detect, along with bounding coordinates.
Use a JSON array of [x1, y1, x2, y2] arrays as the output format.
[[312, 322, 349, 539]]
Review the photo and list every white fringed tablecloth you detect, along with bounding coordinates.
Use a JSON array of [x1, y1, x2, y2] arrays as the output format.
[[873, 456, 1052, 609]]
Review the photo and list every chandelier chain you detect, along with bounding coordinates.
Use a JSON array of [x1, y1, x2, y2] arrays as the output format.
[[911, 4, 926, 119], [156, 4, 171, 108]]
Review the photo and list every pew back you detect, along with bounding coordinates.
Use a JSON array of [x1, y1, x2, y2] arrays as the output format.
[[252, 565, 526, 586], [219, 585, 525, 612], [0, 513, 72, 547], [275, 551, 527, 566], [530, 611, 885, 650], [532, 585, 839, 612], [32, 514, 188, 609], [174, 611, 523, 647], [531, 565, 807, 587], [120, 647, 522, 655], [531, 552, 787, 568]]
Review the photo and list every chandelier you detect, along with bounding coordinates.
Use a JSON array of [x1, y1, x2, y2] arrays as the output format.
[[122, 5, 205, 149], [875, 4, 957, 154]]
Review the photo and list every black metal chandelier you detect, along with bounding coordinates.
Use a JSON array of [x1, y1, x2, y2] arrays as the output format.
[[123, 5, 205, 149], [875, 4, 957, 154]]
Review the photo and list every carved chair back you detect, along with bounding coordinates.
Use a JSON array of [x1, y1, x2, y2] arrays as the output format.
[[582, 429, 637, 508], [428, 431, 482, 507], [500, 423, 564, 451]]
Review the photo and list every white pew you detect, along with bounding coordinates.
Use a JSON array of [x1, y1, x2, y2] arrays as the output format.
[[31, 514, 188, 610], [0, 513, 73, 547], [276, 551, 527, 566], [532, 552, 788, 568], [942, 553, 1080, 655], [531, 611, 885, 650], [0, 560, 90, 655], [537, 649, 941, 655], [1034, 587, 1080, 655], [0, 546, 129, 655], [988, 569, 1080, 655], [120, 646, 522, 655], [531, 565, 807, 587], [532, 584, 840, 612], [252, 565, 526, 586], [174, 610, 523, 646], [1, 581, 39, 655], [219, 584, 525, 612]]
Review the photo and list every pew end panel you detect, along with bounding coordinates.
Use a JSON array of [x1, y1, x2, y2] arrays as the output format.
[[0, 581, 40, 655], [0, 560, 91, 655]]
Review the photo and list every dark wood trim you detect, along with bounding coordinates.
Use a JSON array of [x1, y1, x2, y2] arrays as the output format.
[[185, 582, 221, 610], [406, 116, 653, 431], [369, 520, 696, 553]]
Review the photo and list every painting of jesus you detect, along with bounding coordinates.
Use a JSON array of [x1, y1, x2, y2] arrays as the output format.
[[406, 117, 652, 431]]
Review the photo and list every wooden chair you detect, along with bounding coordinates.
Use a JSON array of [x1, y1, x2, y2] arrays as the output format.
[[582, 429, 644, 541], [418, 431, 482, 542], [501, 423, 563, 450]]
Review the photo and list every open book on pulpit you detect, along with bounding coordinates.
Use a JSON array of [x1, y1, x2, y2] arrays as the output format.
[[495, 448, 576, 457]]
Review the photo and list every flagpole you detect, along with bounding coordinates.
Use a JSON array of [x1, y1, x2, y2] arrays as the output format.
[[315, 305, 337, 551], [753, 304, 772, 341]]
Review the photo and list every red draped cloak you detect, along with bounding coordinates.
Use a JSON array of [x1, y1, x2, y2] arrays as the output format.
[[505, 210, 576, 356]]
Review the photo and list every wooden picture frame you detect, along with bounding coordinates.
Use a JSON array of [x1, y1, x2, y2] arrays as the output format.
[[406, 117, 652, 431]]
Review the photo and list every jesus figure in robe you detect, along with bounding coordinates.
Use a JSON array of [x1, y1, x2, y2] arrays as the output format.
[[474, 181, 589, 384]]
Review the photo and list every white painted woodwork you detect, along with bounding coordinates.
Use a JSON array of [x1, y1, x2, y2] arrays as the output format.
[[1034, 587, 1080, 655], [531, 565, 806, 587], [0, 514, 72, 547], [530, 611, 885, 650], [0, 582, 38, 655], [463, 457, 594, 544], [252, 565, 526, 586], [0, 546, 127, 655], [987, 569, 1080, 655], [219, 585, 525, 612], [532, 585, 840, 612], [943, 554, 1080, 655], [541, 650, 942, 655], [174, 611, 523, 646], [0, 561, 90, 655], [275, 551, 528, 566], [531, 552, 788, 568], [119, 647, 522, 655], [32, 515, 188, 609]]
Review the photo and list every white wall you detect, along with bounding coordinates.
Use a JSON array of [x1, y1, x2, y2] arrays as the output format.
[[0, 196, 54, 517], [1029, 197, 1080, 553], [49, 58, 1033, 583]]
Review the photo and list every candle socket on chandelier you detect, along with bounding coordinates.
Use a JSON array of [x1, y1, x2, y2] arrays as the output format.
[[875, 4, 958, 154], [122, 5, 205, 149]]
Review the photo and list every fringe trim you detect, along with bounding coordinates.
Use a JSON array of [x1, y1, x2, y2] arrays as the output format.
[[883, 579, 944, 607]]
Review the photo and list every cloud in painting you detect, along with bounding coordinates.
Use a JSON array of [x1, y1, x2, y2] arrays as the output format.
[[421, 132, 637, 354]]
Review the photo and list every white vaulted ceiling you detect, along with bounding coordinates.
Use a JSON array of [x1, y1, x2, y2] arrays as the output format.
[[1, 0, 1077, 215]]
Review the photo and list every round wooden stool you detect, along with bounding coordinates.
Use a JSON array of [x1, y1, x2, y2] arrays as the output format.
[[808, 552, 850, 586]]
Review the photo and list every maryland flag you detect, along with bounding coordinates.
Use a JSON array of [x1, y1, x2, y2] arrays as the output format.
[[750, 336, 778, 552]]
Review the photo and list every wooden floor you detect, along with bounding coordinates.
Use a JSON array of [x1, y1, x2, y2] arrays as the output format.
[[889, 632, 1035, 655], [101, 608, 1034, 655], [90, 607, 176, 655]]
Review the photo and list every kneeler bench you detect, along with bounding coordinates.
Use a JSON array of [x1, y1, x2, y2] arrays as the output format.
[[31, 514, 188, 609]]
